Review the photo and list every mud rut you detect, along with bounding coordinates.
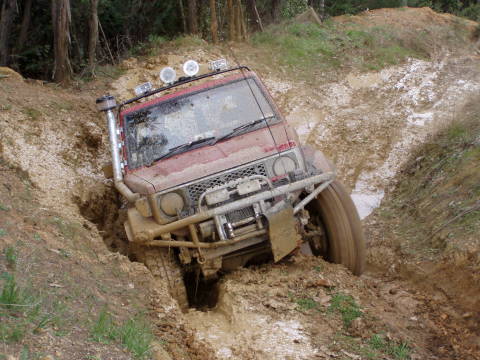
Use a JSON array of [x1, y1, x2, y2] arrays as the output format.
[[74, 55, 480, 360]]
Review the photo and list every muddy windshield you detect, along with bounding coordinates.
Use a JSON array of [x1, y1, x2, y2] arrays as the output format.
[[123, 77, 277, 169]]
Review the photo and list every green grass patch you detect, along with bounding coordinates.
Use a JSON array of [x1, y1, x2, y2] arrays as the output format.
[[329, 292, 362, 328], [251, 22, 426, 78], [0, 203, 9, 211], [0, 229, 7, 237], [3, 246, 17, 267], [21, 107, 42, 121], [369, 334, 411, 359], [91, 308, 154, 359], [295, 297, 319, 311]]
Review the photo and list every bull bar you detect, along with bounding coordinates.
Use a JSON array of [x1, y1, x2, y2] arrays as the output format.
[[138, 171, 335, 248]]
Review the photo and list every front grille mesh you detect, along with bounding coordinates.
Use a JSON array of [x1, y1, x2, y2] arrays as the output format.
[[186, 163, 267, 205]]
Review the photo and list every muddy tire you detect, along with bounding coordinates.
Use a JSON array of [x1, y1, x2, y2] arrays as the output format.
[[307, 180, 365, 275], [143, 248, 189, 311]]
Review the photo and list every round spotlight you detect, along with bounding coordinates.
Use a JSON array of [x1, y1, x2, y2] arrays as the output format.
[[273, 156, 297, 176], [160, 192, 185, 216], [183, 60, 200, 77], [160, 67, 177, 84]]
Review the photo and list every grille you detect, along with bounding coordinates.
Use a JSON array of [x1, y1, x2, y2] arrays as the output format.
[[186, 163, 267, 205]]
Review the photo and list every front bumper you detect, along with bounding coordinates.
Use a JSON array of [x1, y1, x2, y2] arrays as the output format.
[[126, 172, 335, 248]]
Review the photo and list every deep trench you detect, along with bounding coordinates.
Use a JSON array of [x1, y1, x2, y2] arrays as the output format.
[[75, 183, 223, 309]]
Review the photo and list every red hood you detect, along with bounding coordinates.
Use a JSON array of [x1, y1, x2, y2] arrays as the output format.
[[124, 123, 292, 194]]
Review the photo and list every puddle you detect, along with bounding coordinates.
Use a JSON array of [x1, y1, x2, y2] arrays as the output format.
[[351, 181, 385, 220]]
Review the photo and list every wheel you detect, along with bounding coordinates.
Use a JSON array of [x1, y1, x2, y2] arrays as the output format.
[[306, 180, 365, 275], [142, 248, 189, 311]]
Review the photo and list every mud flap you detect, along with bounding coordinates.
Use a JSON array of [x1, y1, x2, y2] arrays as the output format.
[[265, 202, 300, 262]]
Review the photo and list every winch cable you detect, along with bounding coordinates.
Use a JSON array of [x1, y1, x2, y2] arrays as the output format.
[[227, 45, 291, 183]]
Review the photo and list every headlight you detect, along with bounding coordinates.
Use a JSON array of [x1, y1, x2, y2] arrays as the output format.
[[159, 192, 184, 216], [273, 156, 297, 176]]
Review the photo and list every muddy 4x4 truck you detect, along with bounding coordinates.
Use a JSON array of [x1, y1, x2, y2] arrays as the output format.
[[96, 60, 365, 309]]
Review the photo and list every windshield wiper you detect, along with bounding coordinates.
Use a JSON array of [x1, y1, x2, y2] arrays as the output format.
[[214, 116, 274, 144], [154, 136, 216, 161]]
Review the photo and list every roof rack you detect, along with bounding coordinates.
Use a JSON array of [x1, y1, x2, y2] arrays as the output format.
[[119, 65, 251, 107]]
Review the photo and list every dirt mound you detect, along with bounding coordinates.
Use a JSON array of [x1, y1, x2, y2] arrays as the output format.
[[335, 7, 478, 33]]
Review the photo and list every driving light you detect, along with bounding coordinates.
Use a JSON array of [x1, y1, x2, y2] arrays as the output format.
[[183, 60, 200, 77], [160, 67, 177, 84], [134, 82, 152, 96], [209, 58, 228, 71], [160, 192, 184, 216], [273, 156, 297, 176]]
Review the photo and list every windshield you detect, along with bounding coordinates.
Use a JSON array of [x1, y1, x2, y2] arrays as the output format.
[[123, 77, 277, 169]]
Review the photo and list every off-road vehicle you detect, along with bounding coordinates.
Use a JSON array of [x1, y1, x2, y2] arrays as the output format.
[[96, 60, 365, 309]]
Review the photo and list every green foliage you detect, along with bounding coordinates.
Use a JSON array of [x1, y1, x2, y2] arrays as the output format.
[[91, 308, 117, 343], [369, 334, 411, 359], [0, 203, 9, 211], [329, 292, 363, 328], [252, 22, 424, 77], [0, 229, 7, 237], [281, 0, 309, 19], [3, 246, 17, 267], [118, 316, 154, 359], [91, 308, 154, 359], [295, 297, 319, 311]]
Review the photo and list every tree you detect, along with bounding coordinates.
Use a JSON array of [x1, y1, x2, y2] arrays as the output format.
[[210, 0, 218, 43], [52, 0, 72, 84], [187, 0, 198, 34], [246, 0, 263, 32], [0, 0, 17, 65], [17, 0, 33, 51], [88, 0, 99, 74]]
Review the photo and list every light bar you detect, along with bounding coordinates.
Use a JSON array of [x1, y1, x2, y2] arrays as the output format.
[[134, 82, 152, 96], [209, 58, 228, 71], [183, 60, 200, 77], [160, 67, 177, 84]]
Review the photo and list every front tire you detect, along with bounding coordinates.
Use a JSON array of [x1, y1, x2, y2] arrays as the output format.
[[307, 180, 365, 275], [141, 248, 189, 311]]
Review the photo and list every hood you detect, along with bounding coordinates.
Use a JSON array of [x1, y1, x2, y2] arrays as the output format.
[[124, 123, 291, 194]]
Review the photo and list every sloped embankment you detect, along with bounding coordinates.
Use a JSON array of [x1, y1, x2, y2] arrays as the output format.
[[366, 97, 480, 355]]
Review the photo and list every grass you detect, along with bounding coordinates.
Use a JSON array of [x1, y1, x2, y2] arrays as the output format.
[[295, 297, 319, 311], [0, 203, 9, 211], [3, 246, 17, 267], [0, 229, 6, 237], [251, 22, 427, 79], [369, 334, 411, 359], [333, 333, 411, 360], [328, 292, 363, 328], [91, 308, 154, 359], [21, 107, 42, 121], [382, 99, 480, 260]]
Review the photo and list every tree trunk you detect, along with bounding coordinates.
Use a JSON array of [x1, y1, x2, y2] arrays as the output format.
[[52, 0, 72, 84], [271, 0, 281, 23], [187, 0, 198, 34], [178, 0, 187, 33], [319, 0, 325, 19], [0, 0, 17, 66], [234, 0, 241, 41], [17, 0, 32, 51], [88, 0, 99, 73], [209, 0, 218, 43], [227, 0, 234, 41], [246, 0, 263, 32]]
